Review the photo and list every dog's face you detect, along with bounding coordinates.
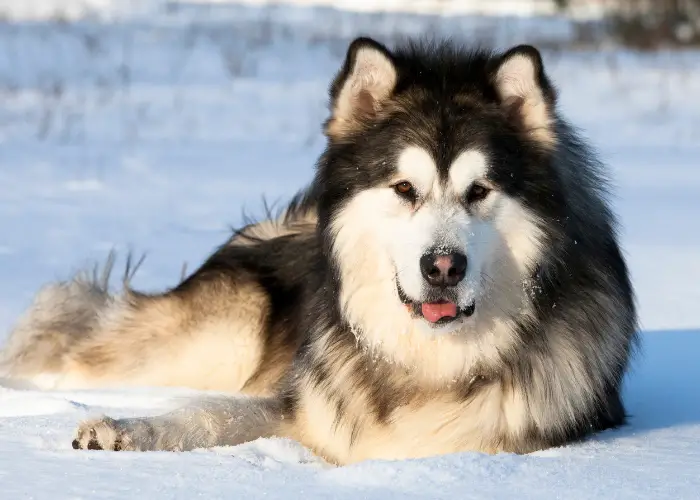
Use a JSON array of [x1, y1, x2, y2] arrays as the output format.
[[319, 39, 559, 335], [382, 146, 515, 330]]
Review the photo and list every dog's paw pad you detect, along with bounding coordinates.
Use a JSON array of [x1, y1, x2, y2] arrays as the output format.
[[72, 418, 125, 451]]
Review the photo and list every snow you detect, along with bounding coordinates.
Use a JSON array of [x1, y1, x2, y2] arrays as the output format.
[[0, 1, 699, 498]]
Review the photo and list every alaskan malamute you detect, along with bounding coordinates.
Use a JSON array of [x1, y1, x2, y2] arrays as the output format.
[[0, 37, 637, 464]]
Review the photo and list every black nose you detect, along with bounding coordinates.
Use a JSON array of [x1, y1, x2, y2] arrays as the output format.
[[419, 251, 467, 287]]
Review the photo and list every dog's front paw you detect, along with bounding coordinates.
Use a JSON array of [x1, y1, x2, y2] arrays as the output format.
[[72, 417, 132, 451]]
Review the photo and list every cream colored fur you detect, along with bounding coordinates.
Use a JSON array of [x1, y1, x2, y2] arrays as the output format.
[[1, 279, 268, 393], [494, 54, 555, 146], [326, 46, 397, 138], [229, 205, 316, 246]]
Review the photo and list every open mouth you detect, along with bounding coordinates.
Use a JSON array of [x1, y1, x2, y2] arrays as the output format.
[[397, 283, 476, 325]]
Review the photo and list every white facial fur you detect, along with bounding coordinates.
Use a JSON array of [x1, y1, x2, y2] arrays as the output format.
[[390, 148, 498, 309], [330, 146, 544, 337]]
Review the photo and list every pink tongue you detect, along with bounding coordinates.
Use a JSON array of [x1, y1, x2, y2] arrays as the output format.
[[421, 302, 458, 323]]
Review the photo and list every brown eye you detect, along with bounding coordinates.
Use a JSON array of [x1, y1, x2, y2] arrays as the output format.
[[466, 183, 491, 204], [394, 181, 416, 199]]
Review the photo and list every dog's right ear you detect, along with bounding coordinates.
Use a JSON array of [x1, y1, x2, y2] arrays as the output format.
[[325, 37, 397, 140]]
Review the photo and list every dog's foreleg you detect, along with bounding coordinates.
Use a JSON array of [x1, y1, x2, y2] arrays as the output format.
[[72, 396, 284, 451]]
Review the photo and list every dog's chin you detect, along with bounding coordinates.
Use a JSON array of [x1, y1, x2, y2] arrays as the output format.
[[396, 282, 476, 334]]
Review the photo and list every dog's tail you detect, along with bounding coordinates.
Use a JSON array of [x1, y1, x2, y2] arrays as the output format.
[[0, 189, 319, 391], [0, 252, 144, 389]]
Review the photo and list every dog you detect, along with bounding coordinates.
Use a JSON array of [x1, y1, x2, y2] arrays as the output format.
[[0, 37, 638, 465]]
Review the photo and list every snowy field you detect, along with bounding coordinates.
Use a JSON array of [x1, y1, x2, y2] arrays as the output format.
[[1, 1, 699, 498]]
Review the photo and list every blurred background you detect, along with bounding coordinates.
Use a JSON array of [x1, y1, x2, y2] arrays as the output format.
[[0, 0, 698, 335]]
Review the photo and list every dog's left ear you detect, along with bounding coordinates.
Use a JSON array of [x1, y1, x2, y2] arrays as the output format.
[[325, 37, 398, 140], [492, 45, 557, 147]]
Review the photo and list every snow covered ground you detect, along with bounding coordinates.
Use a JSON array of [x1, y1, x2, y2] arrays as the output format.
[[0, 2, 699, 498]]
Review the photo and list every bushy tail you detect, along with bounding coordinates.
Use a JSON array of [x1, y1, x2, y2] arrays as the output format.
[[0, 188, 319, 390], [0, 252, 143, 385]]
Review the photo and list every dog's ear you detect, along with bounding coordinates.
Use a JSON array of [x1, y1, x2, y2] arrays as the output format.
[[492, 45, 557, 147], [325, 37, 397, 140]]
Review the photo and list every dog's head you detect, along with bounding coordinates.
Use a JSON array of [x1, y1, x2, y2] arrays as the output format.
[[318, 38, 562, 336]]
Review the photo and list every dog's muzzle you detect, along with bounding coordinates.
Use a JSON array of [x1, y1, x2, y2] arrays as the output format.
[[397, 281, 475, 325]]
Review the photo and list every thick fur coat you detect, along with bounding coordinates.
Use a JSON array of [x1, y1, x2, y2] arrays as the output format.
[[0, 37, 637, 465]]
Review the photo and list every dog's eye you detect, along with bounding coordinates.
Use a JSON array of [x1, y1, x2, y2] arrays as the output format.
[[466, 183, 491, 204], [394, 181, 416, 200]]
